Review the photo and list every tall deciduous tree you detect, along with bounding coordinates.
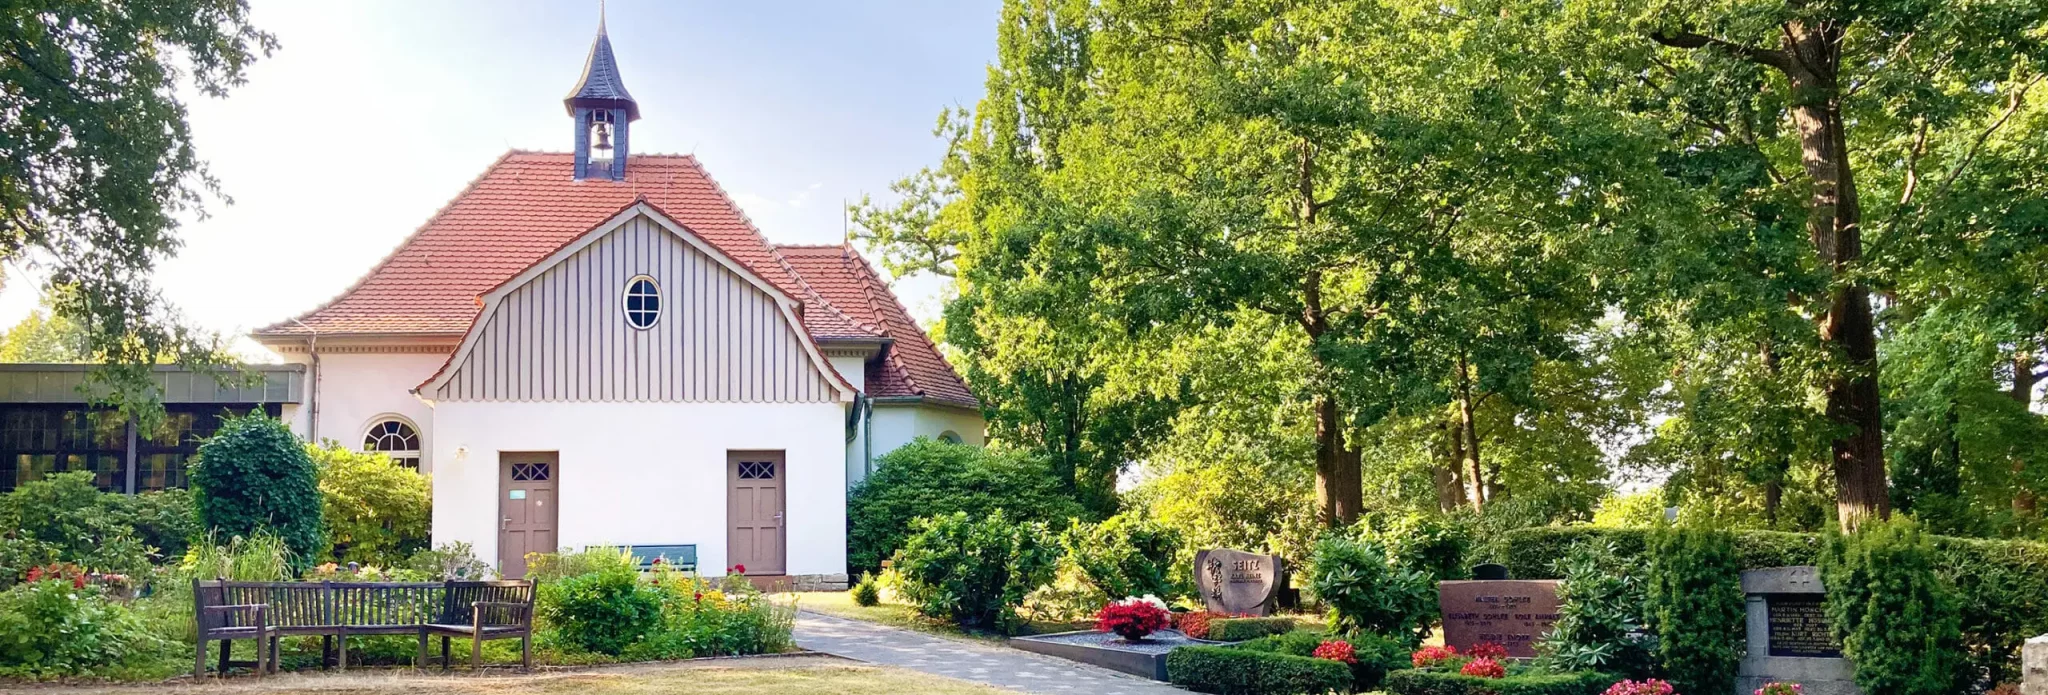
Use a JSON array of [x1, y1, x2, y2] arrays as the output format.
[[0, 0, 273, 416]]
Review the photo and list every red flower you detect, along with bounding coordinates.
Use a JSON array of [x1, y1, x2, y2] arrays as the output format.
[[732, 564, 747, 574], [1412, 645, 1459, 668], [1312, 640, 1357, 664], [693, 592, 704, 602], [1469, 642, 1509, 660], [1095, 600, 1171, 640], [1461, 657, 1506, 679], [1176, 611, 1218, 639]]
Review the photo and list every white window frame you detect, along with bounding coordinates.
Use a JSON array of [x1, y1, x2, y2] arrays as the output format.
[[623, 274, 662, 329], [362, 417, 422, 470]]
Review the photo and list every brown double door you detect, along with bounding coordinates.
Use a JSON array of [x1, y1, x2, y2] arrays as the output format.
[[727, 451, 786, 575], [498, 452, 558, 578]]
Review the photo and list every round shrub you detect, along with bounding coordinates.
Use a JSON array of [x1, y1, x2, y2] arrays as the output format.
[[536, 564, 662, 656], [892, 510, 1059, 633], [190, 413, 324, 571], [847, 439, 1082, 573], [310, 443, 430, 566], [1096, 597, 1170, 640], [1644, 527, 1743, 694], [850, 571, 881, 607], [1064, 512, 1187, 601], [1306, 535, 1435, 642]]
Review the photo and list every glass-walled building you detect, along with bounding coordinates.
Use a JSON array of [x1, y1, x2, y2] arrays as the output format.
[[0, 365, 303, 493]]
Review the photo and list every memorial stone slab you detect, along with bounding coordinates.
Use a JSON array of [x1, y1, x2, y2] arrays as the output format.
[[1192, 549, 1281, 616], [1437, 579, 1561, 658], [1736, 566, 1861, 695]]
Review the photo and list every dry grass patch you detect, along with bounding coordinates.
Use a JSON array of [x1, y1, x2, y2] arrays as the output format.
[[0, 656, 1004, 695]]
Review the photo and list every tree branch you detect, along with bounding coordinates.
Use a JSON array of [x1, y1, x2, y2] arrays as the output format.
[[1928, 73, 2046, 203], [1651, 30, 1790, 70]]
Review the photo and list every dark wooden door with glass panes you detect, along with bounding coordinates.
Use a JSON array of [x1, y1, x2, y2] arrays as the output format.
[[498, 452, 558, 578], [727, 451, 785, 575]]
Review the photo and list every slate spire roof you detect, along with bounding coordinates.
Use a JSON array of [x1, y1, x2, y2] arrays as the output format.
[[563, 13, 639, 121]]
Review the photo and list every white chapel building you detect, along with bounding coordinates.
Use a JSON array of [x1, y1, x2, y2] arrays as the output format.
[[251, 23, 982, 585]]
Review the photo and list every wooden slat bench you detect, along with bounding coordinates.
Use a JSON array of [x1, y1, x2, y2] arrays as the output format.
[[193, 579, 534, 677], [619, 544, 697, 571]]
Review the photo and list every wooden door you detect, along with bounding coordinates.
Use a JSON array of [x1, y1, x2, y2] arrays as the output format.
[[498, 452, 558, 578], [727, 451, 786, 575]]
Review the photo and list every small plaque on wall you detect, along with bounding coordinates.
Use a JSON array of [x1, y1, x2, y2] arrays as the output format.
[[1765, 594, 1842, 658]]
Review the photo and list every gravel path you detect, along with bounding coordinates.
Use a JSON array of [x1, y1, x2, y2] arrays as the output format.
[[792, 611, 1188, 695]]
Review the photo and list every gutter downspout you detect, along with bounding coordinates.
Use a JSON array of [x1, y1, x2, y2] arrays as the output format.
[[290, 319, 320, 443], [863, 395, 874, 479]]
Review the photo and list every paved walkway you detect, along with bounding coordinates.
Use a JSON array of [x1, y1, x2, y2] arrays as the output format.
[[793, 611, 1187, 695]]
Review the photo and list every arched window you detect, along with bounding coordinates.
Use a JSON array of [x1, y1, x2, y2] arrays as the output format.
[[938, 430, 964, 445], [363, 418, 421, 470], [623, 275, 661, 329]]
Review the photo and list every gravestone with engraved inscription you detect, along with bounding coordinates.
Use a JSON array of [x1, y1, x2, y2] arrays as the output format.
[[1437, 579, 1561, 658], [1192, 549, 1281, 616], [1736, 566, 1861, 695]]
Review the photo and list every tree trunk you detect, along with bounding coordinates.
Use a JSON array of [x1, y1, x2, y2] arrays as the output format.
[[2014, 348, 2039, 515], [1433, 418, 1467, 512], [1781, 21, 1889, 531], [1296, 143, 1362, 528], [1761, 342, 1786, 526], [1456, 353, 1486, 512]]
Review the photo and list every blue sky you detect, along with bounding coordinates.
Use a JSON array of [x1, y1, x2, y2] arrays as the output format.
[[0, 0, 996, 355]]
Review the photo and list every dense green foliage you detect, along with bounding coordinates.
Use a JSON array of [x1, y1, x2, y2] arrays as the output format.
[[535, 562, 662, 656], [1535, 542, 1651, 678], [892, 510, 1060, 633], [847, 439, 1082, 572], [1820, 519, 1969, 695], [0, 578, 173, 677], [1381, 669, 1617, 695], [310, 443, 430, 566], [1240, 630, 1407, 692], [1358, 513, 1475, 581], [1306, 536, 1434, 642], [1643, 528, 1744, 694], [106, 488, 198, 562], [850, 572, 880, 607], [1492, 525, 2048, 683], [1062, 512, 1186, 601], [0, 472, 152, 581], [190, 414, 324, 571], [1164, 644, 1353, 695], [1206, 617, 1302, 642]]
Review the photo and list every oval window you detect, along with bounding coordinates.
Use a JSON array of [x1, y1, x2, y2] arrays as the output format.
[[623, 275, 661, 329]]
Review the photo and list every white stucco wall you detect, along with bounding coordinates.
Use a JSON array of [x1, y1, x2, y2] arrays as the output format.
[[864, 403, 987, 481], [277, 351, 448, 471], [429, 400, 847, 577]]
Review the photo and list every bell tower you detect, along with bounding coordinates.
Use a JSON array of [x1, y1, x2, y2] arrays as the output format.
[[565, 11, 638, 181]]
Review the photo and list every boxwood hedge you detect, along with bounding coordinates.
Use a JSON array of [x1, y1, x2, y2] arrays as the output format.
[[1488, 526, 2048, 684], [1239, 630, 1407, 692], [1166, 645, 1352, 695], [1382, 668, 1617, 695], [1207, 617, 1300, 642]]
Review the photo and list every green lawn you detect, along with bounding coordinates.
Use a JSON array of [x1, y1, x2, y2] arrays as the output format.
[[0, 656, 1005, 695], [782, 590, 1094, 642]]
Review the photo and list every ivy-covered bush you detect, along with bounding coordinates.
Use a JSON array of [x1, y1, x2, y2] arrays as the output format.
[[190, 413, 324, 571], [1381, 668, 1617, 695], [0, 577, 174, 677], [1064, 512, 1187, 601], [1165, 644, 1352, 695], [893, 510, 1060, 633], [847, 439, 1082, 572], [1306, 535, 1434, 642], [1535, 542, 1651, 678], [1643, 527, 1743, 694], [1820, 517, 1967, 695], [310, 443, 430, 566], [1240, 630, 1408, 691], [0, 472, 151, 581], [535, 561, 662, 656], [1207, 616, 1301, 642]]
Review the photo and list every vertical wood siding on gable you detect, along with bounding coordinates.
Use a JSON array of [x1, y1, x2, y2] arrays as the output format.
[[433, 215, 835, 403]]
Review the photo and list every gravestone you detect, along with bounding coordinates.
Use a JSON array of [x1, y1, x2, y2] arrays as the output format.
[[1437, 579, 1561, 658], [1192, 548, 1281, 616], [1736, 566, 1861, 695]]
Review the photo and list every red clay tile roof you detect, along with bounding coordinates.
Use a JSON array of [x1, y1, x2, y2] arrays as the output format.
[[777, 244, 978, 409], [256, 151, 973, 406]]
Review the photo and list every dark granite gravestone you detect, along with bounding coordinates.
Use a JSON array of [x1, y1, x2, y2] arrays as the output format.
[[1192, 549, 1281, 616], [1437, 579, 1561, 658], [1737, 566, 1860, 695]]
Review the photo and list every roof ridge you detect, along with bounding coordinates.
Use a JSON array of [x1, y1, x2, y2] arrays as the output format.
[[773, 244, 881, 338], [842, 245, 930, 400], [678, 155, 804, 293], [255, 149, 523, 335]]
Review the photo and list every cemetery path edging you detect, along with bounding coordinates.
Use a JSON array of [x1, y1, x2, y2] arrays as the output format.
[[792, 610, 1189, 694]]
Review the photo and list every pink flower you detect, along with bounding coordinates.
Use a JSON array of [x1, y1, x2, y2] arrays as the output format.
[[1312, 640, 1357, 664], [1605, 679, 1677, 695], [1460, 657, 1505, 679]]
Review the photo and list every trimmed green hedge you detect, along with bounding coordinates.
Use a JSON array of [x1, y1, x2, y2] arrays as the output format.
[[1208, 617, 1300, 642], [1239, 630, 1406, 692], [1491, 526, 2048, 683], [1382, 668, 1617, 695], [1167, 645, 1352, 695]]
